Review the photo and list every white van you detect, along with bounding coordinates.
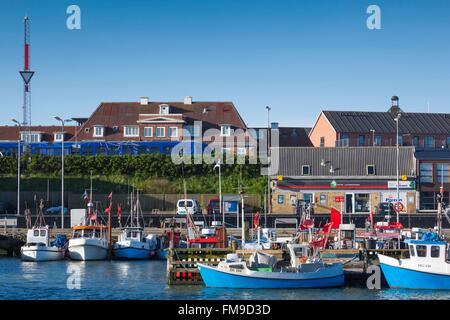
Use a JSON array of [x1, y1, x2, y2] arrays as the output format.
[[176, 199, 202, 215]]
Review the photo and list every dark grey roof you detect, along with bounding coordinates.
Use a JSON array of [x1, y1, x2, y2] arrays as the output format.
[[415, 149, 450, 161], [272, 147, 416, 178], [322, 111, 450, 134]]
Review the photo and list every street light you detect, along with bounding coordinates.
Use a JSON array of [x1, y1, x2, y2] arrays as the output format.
[[12, 119, 21, 216], [214, 159, 223, 226], [394, 112, 402, 225], [265, 106, 271, 228], [55, 116, 72, 229]]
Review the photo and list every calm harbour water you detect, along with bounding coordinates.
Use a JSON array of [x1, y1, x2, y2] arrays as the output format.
[[0, 257, 449, 300]]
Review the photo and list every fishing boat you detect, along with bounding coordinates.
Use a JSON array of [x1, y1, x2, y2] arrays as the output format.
[[68, 225, 109, 261], [21, 226, 66, 261], [378, 232, 450, 289], [198, 243, 344, 289], [21, 199, 66, 262], [113, 187, 157, 259]]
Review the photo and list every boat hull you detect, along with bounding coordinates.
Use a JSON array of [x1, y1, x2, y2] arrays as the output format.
[[379, 259, 450, 290], [197, 263, 344, 289], [21, 246, 65, 262], [68, 239, 109, 261]]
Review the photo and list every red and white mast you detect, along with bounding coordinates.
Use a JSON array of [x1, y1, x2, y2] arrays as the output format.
[[19, 16, 34, 127]]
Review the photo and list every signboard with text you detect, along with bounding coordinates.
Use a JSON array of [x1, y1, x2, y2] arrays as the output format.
[[387, 181, 415, 189]]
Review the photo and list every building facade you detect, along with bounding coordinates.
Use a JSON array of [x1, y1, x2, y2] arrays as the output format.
[[271, 147, 417, 215]]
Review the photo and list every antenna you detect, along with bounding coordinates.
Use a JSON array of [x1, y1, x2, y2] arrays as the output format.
[[427, 101, 430, 113], [19, 16, 35, 127]]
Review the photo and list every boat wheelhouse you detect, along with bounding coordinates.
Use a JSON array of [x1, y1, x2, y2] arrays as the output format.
[[21, 225, 66, 262], [68, 225, 109, 261]]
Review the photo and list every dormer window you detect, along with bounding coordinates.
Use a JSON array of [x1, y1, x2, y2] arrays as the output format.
[[20, 132, 41, 143], [302, 165, 311, 175], [54, 133, 64, 142], [93, 126, 104, 137], [367, 165, 376, 175], [220, 125, 231, 136], [159, 104, 170, 115], [124, 126, 139, 137]]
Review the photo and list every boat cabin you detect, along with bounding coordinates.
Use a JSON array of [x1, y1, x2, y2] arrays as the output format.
[[26, 226, 50, 246], [72, 226, 105, 239], [405, 239, 449, 262], [287, 243, 310, 268], [118, 227, 144, 242]]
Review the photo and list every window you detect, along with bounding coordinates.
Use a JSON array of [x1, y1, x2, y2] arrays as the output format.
[[367, 165, 376, 175], [220, 125, 231, 136], [302, 165, 311, 175], [320, 137, 325, 147], [143, 127, 153, 137], [412, 136, 420, 147], [156, 127, 165, 137], [20, 133, 41, 143], [93, 126, 104, 137], [237, 147, 247, 156], [419, 163, 433, 183], [437, 164, 450, 183], [397, 135, 403, 146], [337, 133, 349, 147], [358, 135, 366, 146], [409, 245, 415, 257], [319, 194, 327, 205], [416, 245, 427, 257], [424, 136, 435, 149], [355, 193, 370, 213], [431, 246, 440, 258], [277, 195, 285, 204], [447, 136, 450, 149], [303, 193, 313, 204], [184, 125, 201, 137], [54, 133, 64, 142], [124, 126, 139, 137], [159, 104, 170, 115], [33, 230, 39, 236], [40, 230, 46, 237], [374, 135, 382, 146], [168, 127, 178, 138]]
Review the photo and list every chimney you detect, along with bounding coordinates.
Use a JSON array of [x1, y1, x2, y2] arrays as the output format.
[[140, 97, 149, 105], [184, 96, 193, 105]]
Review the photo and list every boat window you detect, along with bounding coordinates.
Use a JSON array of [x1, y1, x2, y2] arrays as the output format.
[[431, 246, 440, 258], [132, 231, 139, 238], [84, 229, 93, 238], [40, 230, 46, 237], [409, 245, 415, 257], [416, 245, 427, 257], [94, 230, 100, 238], [230, 264, 244, 270], [73, 230, 82, 238], [34, 230, 39, 237]]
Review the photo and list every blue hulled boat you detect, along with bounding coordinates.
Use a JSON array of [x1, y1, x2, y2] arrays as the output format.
[[197, 244, 344, 289], [378, 232, 450, 290]]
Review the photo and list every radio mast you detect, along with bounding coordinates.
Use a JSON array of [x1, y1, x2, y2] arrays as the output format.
[[19, 16, 35, 127]]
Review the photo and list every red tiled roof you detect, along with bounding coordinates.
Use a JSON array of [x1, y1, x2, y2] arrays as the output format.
[[0, 126, 77, 142], [73, 101, 247, 141]]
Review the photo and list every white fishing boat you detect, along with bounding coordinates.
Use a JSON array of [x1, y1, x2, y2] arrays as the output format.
[[21, 199, 66, 262], [68, 225, 109, 261], [21, 226, 66, 262]]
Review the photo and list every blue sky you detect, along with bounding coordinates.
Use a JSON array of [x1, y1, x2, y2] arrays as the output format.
[[0, 0, 449, 128]]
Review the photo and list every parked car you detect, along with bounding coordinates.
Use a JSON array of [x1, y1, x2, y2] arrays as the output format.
[[46, 206, 68, 215], [0, 202, 16, 215], [376, 202, 395, 215], [176, 199, 202, 215]]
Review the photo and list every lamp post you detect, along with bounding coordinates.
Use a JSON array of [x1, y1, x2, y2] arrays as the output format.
[[12, 119, 21, 216], [55, 117, 72, 229], [394, 113, 401, 225], [265, 106, 271, 228], [214, 159, 223, 226]]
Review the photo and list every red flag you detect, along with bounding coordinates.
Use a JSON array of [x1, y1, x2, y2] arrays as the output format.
[[105, 204, 112, 214], [90, 211, 97, 221], [321, 222, 333, 235], [108, 192, 113, 200], [330, 207, 341, 229], [117, 204, 122, 218], [253, 213, 260, 228], [368, 211, 374, 222]]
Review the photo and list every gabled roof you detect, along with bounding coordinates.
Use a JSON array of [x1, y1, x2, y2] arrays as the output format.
[[74, 101, 246, 141], [273, 146, 416, 178], [322, 111, 450, 134]]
